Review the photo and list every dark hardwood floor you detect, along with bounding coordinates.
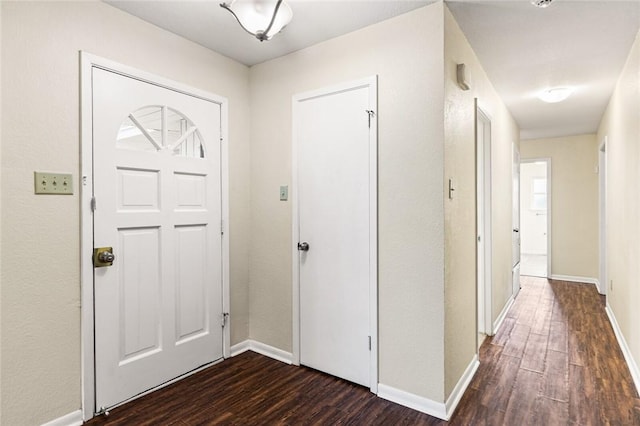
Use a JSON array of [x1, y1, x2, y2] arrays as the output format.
[[452, 276, 640, 425], [86, 277, 640, 425]]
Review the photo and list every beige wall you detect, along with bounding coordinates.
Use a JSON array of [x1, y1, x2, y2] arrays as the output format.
[[520, 134, 599, 279], [0, 2, 251, 424], [249, 3, 447, 401], [443, 6, 520, 397], [597, 29, 640, 385]]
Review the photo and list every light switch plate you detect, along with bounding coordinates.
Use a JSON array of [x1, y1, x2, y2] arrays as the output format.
[[279, 185, 288, 201], [34, 172, 73, 195]]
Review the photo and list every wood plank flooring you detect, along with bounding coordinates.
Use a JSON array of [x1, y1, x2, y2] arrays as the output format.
[[452, 276, 640, 425], [86, 277, 640, 425]]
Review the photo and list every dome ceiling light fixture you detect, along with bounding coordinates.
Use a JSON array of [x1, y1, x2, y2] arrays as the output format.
[[537, 87, 573, 103], [531, 0, 555, 8], [220, 0, 293, 42]]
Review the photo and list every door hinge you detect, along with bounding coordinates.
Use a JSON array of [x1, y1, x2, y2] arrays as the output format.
[[368, 335, 371, 351], [91, 196, 97, 212], [366, 110, 376, 128], [222, 312, 229, 327]]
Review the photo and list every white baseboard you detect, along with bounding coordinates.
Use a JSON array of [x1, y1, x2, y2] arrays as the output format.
[[230, 340, 251, 357], [41, 410, 83, 426], [593, 278, 603, 294], [550, 274, 598, 286], [605, 304, 640, 396], [230, 339, 293, 365], [377, 384, 447, 420], [445, 355, 479, 418], [493, 296, 514, 335]]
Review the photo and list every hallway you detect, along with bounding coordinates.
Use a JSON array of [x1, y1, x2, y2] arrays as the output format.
[[85, 277, 639, 425], [453, 276, 640, 424]]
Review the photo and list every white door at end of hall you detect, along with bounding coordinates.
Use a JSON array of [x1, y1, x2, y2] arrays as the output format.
[[92, 68, 223, 410], [296, 80, 376, 388]]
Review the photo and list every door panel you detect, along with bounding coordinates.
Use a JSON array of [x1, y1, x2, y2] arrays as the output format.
[[93, 68, 222, 410], [296, 81, 374, 388]]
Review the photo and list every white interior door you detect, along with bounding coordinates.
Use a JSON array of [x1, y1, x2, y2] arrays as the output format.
[[294, 78, 377, 388], [512, 143, 521, 298], [92, 68, 223, 410]]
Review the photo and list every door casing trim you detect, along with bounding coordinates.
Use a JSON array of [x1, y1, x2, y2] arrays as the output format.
[[80, 52, 230, 421], [476, 102, 493, 337], [291, 76, 378, 393], [598, 137, 607, 295]]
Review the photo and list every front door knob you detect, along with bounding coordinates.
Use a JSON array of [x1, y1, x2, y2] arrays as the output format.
[[99, 250, 115, 263], [297, 242, 310, 252], [93, 247, 115, 267]]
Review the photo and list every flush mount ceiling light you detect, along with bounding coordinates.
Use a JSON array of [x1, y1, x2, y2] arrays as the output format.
[[220, 0, 293, 42], [531, 0, 555, 8], [537, 87, 573, 103]]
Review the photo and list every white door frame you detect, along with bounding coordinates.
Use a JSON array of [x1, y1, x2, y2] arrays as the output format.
[[80, 52, 230, 420], [291, 76, 378, 393], [520, 158, 552, 278], [598, 137, 607, 295], [476, 103, 493, 336]]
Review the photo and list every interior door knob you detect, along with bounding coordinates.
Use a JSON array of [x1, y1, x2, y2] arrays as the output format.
[[297, 242, 310, 252]]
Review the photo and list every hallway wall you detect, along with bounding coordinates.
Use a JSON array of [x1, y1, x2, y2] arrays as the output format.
[[249, 3, 447, 403], [1, 2, 251, 424], [443, 6, 520, 397], [597, 28, 640, 392], [520, 134, 599, 280]]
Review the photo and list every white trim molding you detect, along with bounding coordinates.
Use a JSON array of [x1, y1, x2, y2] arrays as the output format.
[[605, 304, 640, 395], [550, 275, 599, 286], [445, 355, 480, 419], [378, 355, 479, 421], [41, 410, 83, 426], [593, 278, 603, 294], [230, 340, 293, 365], [230, 340, 251, 357], [493, 296, 515, 335], [377, 384, 447, 421]]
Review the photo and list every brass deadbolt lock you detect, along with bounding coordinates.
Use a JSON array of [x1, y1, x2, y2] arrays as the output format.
[[93, 247, 115, 267]]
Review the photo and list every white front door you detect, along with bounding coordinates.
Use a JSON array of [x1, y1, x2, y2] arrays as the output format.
[[294, 78, 377, 389], [92, 68, 223, 410]]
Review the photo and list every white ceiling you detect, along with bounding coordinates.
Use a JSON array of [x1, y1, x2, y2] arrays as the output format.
[[106, 0, 640, 140], [106, 0, 433, 66], [447, 0, 640, 140]]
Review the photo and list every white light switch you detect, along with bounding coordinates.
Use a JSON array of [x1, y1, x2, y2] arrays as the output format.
[[34, 172, 73, 195], [280, 185, 288, 201]]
